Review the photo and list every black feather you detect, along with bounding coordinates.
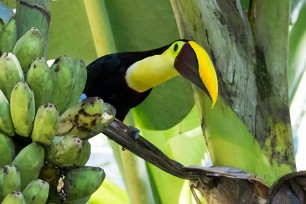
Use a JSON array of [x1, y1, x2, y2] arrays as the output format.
[[84, 42, 178, 121]]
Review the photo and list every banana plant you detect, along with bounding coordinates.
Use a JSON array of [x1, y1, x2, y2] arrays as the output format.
[[3, 0, 306, 203], [171, 0, 295, 184], [49, 0, 306, 203]]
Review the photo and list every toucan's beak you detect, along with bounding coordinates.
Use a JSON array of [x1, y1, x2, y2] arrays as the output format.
[[174, 41, 218, 107]]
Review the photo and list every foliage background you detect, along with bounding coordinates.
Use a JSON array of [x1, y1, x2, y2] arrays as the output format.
[[1, 0, 306, 203], [40, 0, 306, 203], [48, 1, 204, 203]]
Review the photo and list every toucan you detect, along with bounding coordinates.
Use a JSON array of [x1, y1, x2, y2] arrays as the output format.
[[84, 40, 218, 121]]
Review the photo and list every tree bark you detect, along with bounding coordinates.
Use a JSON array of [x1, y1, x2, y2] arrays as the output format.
[[170, 0, 295, 186]]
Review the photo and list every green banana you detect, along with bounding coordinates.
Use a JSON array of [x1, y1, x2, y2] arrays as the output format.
[[12, 27, 43, 73], [12, 143, 45, 190], [66, 59, 87, 109], [0, 90, 15, 136], [0, 165, 21, 200], [26, 57, 53, 110], [0, 17, 17, 54], [56, 97, 115, 139], [31, 103, 58, 146], [50, 55, 76, 113], [74, 139, 91, 167], [10, 81, 35, 137], [0, 133, 15, 167], [63, 166, 105, 201], [0, 52, 24, 100], [22, 179, 49, 204], [1, 191, 25, 204], [45, 135, 83, 167]]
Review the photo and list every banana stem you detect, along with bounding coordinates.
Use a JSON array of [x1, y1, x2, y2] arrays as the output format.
[[83, 0, 116, 56]]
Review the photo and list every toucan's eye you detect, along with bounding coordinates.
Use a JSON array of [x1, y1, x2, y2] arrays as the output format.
[[169, 41, 184, 57], [173, 43, 178, 52]]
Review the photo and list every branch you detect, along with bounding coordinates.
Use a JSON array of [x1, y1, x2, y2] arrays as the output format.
[[103, 119, 265, 181], [103, 119, 269, 203]]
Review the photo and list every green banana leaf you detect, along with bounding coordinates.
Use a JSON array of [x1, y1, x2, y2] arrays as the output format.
[[133, 105, 206, 204], [133, 76, 194, 130], [289, 0, 306, 170], [47, 0, 96, 64], [89, 179, 130, 204], [288, 1, 306, 102]]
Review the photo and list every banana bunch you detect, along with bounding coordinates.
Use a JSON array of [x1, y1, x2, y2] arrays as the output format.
[[0, 25, 116, 203], [0, 137, 104, 203]]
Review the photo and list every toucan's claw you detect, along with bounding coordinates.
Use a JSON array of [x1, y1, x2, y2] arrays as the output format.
[[128, 126, 140, 140], [80, 93, 87, 101]]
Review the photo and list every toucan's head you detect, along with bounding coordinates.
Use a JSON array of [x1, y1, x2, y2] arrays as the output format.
[[126, 40, 218, 107], [167, 40, 218, 107]]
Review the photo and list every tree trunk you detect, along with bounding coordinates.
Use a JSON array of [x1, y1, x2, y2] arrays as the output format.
[[170, 0, 296, 202]]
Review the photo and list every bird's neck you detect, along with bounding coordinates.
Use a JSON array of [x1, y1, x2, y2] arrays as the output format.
[[125, 51, 179, 92]]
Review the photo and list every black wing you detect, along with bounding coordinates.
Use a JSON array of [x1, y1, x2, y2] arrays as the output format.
[[84, 54, 151, 120]]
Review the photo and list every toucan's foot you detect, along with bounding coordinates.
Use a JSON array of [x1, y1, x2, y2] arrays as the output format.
[[128, 126, 140, 140]]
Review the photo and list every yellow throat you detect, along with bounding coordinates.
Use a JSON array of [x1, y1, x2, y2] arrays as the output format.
[[125, 49, 179, 92]]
